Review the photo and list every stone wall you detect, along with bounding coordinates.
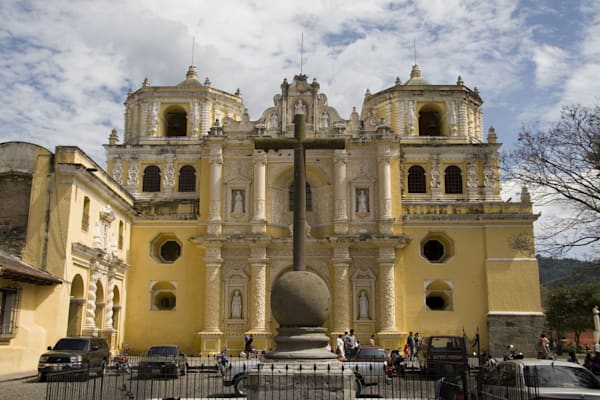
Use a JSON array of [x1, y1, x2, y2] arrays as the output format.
[[0, 173, 32, 255], [487, 313, 546, 358]]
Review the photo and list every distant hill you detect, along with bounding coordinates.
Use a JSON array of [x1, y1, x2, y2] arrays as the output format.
[[538, 256, 600, 287]]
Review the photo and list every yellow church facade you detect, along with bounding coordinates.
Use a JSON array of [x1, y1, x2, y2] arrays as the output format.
[[106, 65, 543, 357], [0, 64, 543, 375]]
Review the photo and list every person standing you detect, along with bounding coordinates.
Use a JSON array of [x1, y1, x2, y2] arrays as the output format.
[[346, 329, 357, 359], [336, 334, 345, 360], [369, 334, 376, 346], [407, 331, 416, 361], [244, 334, 254, 359], [414, 332, 420, 359]]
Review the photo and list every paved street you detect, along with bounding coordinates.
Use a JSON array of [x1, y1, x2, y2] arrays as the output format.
[[0, 376, 46, 400]]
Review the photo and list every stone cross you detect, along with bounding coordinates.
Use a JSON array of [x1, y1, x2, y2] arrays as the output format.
[[255, 106, 345, 271]]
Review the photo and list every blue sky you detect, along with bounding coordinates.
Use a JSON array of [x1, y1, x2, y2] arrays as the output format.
[[1, 0, 598, 258]]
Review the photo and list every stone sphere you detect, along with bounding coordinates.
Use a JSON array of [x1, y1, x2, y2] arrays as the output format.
[[271, 270, 330, 327]]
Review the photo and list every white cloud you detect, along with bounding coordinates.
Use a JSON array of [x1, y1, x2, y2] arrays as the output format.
[[532, 44, 569, 88]]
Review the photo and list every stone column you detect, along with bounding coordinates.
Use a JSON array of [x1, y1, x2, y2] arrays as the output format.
[[395, 98, 405, 136], [431, 155, 441, 200], [331, 244, 351, 333], [104, 270, 115, 330], [333, 149, 348, 234], [208, 144, 223, 236], [458, 102, 467, 137], [377, 247, 397, 332], [204, 246, 223, 332], [82, 264, 101, 336], [249, 247, 269, 332], [377, 145, 393, 234], [252, 150, 267, 234], [200, 99, 210, 136]]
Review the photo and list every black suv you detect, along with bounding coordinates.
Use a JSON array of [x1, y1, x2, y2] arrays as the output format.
[[38, 336, 109, 381]]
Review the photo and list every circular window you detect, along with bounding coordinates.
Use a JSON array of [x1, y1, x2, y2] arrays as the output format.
[[150, 234, 183, 264], [423, 240, 444, 262], [160, 241, 181, 262], [420, 232, 454, 264]]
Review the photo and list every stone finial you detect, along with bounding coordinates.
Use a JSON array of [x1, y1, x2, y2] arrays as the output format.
[[142, 78, 149, 87], [365, 88, 371, 97], [235, 88, 241, 96], [395, 76, 402, 85], [487, 126, 497, 143], [474, 86, 479, 94], [410, 64, 422, 79], [204, 77, 211, 86], [127, 88, 132, 96], [457, 75, 464, 85], [520, 186, 531, 203], [108, 128, 119, 145], [186, 65, 198, 80]]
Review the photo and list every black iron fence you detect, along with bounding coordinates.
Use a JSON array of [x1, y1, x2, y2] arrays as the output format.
[[44, 355, 540, 400]]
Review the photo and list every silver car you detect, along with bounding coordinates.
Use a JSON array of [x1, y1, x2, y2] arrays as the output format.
[[484, 359, 600, 399]]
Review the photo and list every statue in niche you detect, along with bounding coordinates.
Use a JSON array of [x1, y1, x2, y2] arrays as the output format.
[[320, 112, 330, 129], [231, 290, 242, 319], [232, 190, 245, 213], [268, 113, 279, 130], [357, 189, 369, 213], [359, 290, 369, 319], [294, 100, 306, 115]]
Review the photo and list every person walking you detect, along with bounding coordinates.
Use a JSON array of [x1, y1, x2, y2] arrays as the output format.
[[535, 333, 551, 359]]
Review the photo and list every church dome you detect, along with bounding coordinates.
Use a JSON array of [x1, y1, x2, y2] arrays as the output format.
[[177, 66, 203, 88], [404, 64, 431, 85]]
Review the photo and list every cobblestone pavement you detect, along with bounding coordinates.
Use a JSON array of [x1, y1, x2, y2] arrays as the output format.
[[0, 376, 46, 400]]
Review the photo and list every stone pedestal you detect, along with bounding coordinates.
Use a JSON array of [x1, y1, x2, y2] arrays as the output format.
[[247, 360, 354, 400]]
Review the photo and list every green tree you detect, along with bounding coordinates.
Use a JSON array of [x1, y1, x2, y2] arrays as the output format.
[[503, 104, 600, 258], [544, 283, 600, 346]]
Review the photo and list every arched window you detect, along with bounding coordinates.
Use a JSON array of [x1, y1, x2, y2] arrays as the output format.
[[178, 166, 196, 192], [142, 166, 161, 192], [151, 281, 177, 310], [408, 166, 427, 193], [289, 182, 312, 211], [425, 280, 453, 311], [444, 166, 463, 194], [81, 196, 90, 231], [418, 105, 442, 136], [165, 107, 187, 137]]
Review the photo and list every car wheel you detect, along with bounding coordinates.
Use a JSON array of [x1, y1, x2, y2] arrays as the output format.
[[234, 374, 248, 396], [180, 363, 188, 377], [38, 373, 46, 382]]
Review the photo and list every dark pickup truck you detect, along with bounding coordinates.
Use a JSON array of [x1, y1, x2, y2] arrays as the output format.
[[138, 345, 188, 379], [419, 335, 467, 378]]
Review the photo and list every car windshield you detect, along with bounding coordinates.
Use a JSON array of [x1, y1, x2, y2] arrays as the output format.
[[356, 348, 386, 360], [429, 337, 464, 352], [148, 346, 179, 357], [524, 365, 600, 389], [53, 339, 89, 351]]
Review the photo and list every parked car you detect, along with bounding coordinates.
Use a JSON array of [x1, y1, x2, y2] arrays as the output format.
[[419, 335, 467, 378], [344, 345, 391, 396], [138, 345, 188, 379], [484, 359, 600, 399], [37, 336, 109, 381], [216, 350, 259, 396]]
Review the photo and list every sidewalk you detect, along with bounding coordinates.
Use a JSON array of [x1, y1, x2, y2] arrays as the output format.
[[0, 370, 37, 382]]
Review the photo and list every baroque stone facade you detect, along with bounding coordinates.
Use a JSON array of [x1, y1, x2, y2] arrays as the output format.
[[104, 65, 543, 356]]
